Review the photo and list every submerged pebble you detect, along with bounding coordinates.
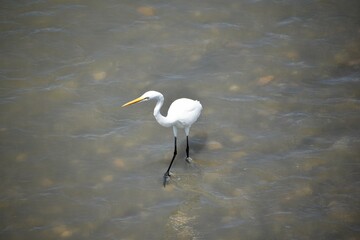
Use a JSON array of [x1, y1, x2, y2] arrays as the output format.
[[228, 84, 240, 92], [113, 158, 126, 169], [257, 75, 275, 85], [137, 6, 155, 16], [207, 140, 223, 150], [15, 153, 27, 162], [102, 174, 114, 182], [52, 225, 74, 238], [92, 71, 107, 81]]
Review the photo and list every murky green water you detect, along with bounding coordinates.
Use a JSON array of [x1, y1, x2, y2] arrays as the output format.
[[1, 0, 359, 239]]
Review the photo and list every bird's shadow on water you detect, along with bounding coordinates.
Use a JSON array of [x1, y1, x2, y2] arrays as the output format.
[[182, 131, 208, 158], [158, 131, 208, 188], [161, 131, 208, 170]]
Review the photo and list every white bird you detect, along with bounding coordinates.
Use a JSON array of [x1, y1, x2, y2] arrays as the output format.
[[122, 90, 202, 187]]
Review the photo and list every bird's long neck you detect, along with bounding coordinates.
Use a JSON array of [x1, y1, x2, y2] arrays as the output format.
[[153, 94, 172, 127]]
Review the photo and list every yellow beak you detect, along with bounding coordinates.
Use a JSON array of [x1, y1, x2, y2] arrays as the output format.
[[122, 97, 145, 107]]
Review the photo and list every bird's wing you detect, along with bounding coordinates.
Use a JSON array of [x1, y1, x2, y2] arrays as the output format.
[[167, 98, 202, 127], [168, 98, 200, 114]]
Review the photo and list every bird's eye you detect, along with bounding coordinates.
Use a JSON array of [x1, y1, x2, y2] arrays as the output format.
[[144, 97, 150, 100]]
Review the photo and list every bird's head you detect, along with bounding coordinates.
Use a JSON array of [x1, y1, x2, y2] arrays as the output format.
[[122, 91, 162, 107]]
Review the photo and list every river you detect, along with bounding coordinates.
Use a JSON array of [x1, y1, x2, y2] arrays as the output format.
[[0, 0, 359, 239]]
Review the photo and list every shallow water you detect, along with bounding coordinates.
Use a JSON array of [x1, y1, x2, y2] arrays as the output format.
[[1, 0, 359, 239]]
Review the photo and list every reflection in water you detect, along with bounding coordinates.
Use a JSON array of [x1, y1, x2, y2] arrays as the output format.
[[1, 0, 359, 239]]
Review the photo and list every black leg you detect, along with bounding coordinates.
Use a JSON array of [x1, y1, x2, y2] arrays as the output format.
[[186, 136, 190, 158], [185, 136, 193, 163], [163, 137, 177, 187]]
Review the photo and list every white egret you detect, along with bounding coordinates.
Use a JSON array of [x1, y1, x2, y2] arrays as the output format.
[[122, 90, 203, 187]]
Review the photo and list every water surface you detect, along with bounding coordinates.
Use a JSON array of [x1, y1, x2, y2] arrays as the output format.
[[1, 0, 359, 239]]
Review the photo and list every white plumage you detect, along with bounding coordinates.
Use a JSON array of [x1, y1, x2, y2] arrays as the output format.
[[167, 98, 202, 130]]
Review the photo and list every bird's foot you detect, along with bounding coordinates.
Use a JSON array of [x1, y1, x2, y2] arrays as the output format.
[[185, 157, 193, 164], [163, 171, 173, 187]]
